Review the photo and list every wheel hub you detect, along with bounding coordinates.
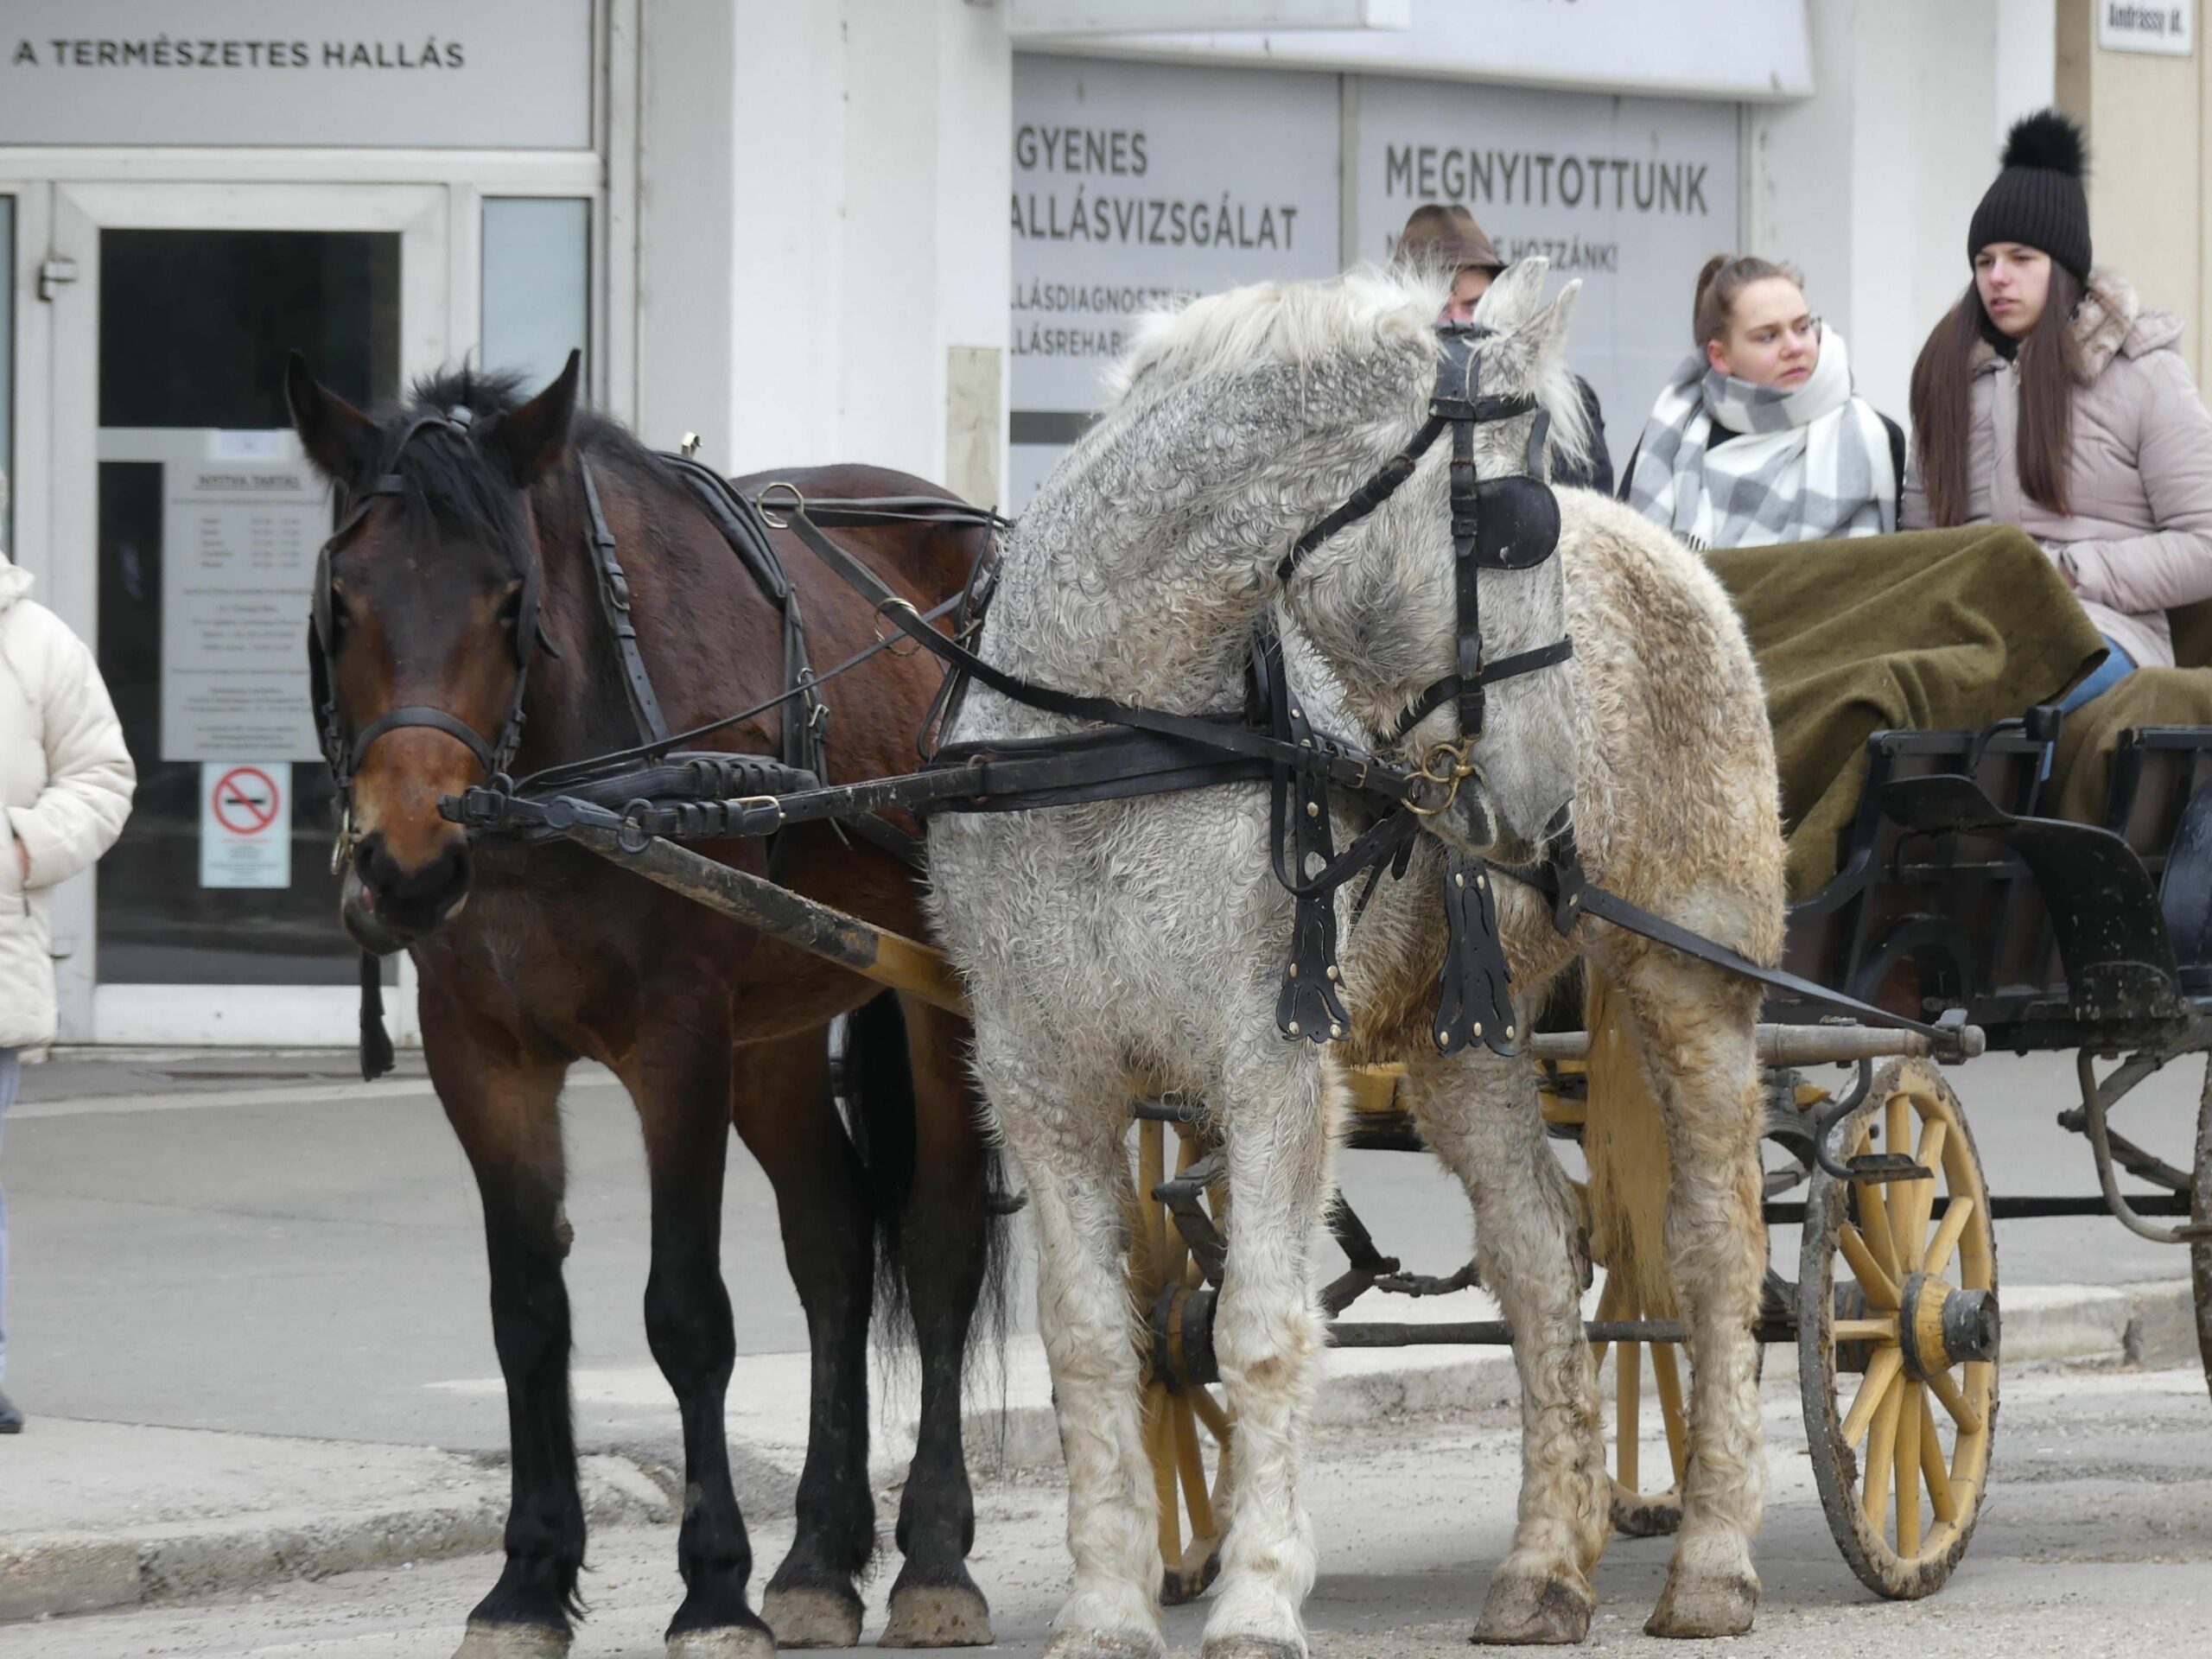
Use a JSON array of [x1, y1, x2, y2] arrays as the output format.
[[1899, 1271, 1999, 1380]]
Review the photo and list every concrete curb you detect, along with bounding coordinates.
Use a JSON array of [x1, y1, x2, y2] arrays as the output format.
[[3, 1279, 2199, 1625], [0, 1453, 672, 1625]]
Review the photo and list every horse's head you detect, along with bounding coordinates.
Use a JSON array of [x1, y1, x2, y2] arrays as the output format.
[[287, 351, 580, 953], [1296, 257, 1587, 862]]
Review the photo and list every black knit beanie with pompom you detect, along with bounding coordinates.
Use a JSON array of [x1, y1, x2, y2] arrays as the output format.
[[1968, 109, 2092, 283]]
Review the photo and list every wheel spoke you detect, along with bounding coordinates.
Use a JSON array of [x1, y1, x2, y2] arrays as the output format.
[[1895, 1380, 1924, 1556], [1838, 1224, 1902, 1308], [1173, 1395, 1215, 1540], [1840, 1346, 1904, 1447], [1833, 1316, 1901, 1343], [1138, 1122, 1167, 1283], [1885, 1090, 1913, 1255], [1921, 1193, 1976, 1278], [1147, 1383, 1180, 1560], [1903, 1119, 1948, 1261], [1864, 1372, 1905, 1530], [1590, 1273, 1629, 1369], [1188, 1383, 1233, 1442], [1855, 1177, 1904, 1281], [1918, 1388, 1956, 1523], [1927, 1365, 1983, 1437], [1617, 1337, 1642, 1492], [1649, 1340, 1689, 1489]]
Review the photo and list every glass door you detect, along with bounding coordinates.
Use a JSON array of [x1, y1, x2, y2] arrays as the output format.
[[47, 183, 448, 1044]]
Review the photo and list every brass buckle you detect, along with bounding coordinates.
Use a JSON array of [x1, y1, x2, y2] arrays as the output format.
[[756, 480, 806, 529], [873, 595, 925, 657]]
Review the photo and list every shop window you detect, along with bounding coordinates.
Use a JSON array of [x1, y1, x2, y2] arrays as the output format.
[[480, 198, 590, 391]]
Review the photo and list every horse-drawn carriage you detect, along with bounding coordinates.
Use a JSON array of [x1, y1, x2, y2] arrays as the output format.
[[289, 257, 2212, 1657], [1128, 705, 2212, 1609]]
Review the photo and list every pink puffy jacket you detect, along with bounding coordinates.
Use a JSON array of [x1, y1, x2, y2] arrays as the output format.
[[1903, 270, 2212, 669]]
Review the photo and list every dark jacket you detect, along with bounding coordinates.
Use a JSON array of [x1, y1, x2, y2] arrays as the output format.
[[1553, 375, 1613, 494]]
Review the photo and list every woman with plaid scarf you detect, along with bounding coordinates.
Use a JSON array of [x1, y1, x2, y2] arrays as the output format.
[[1622, 256, 1904, 551]]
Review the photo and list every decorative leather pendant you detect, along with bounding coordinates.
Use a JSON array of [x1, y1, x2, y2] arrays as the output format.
[[1434, 852, 1516, 1056], [1277, 887, 1351, 1044]]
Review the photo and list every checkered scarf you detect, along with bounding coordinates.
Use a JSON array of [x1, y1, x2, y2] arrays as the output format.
[[1623, 327, 1897, 550]]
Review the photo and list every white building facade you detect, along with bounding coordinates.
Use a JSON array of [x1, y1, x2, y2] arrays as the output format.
[[0, 1, 2158, 1043]]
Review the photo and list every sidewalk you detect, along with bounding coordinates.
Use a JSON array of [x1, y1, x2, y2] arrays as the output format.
[[3, 1275, 2197, 1624], [0, 1047, 2202, 1623]]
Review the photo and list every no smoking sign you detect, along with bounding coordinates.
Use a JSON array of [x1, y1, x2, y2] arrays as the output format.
[[200, 761, 291, 889]]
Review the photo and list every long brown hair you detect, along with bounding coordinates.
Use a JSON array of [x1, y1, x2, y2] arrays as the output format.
[[1692, 253, 1803, 352], [1910, 264, 2084, 524]]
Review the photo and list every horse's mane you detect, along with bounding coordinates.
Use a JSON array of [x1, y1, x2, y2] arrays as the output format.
[[1100, 261, 1590, 471], [376, 365, 663, 554]]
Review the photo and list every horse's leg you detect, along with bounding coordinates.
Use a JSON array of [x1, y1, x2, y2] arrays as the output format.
[[879, 995, 998, 1647], [976, 1035, 1163, 1659], [1612, 950, 1767, 1640], [725, 1027, 876, 1649], [1402, 1038, 1608, 1645], [1198, 1043, 1341, 1659], [627, 1010, 779, 1659], [424, 998, 585, 1659]]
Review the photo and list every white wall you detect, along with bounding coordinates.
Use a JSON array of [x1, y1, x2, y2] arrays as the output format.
[[1749, 0, 2050, 430], [636, 0, 738, 461], [637, 0, 1011, 499]]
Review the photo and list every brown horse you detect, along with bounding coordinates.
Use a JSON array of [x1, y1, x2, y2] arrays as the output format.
[[286, 353, 1007, 1659]]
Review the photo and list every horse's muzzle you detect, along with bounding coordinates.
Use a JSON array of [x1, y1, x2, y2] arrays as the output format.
[[343, 830, 471, 950]]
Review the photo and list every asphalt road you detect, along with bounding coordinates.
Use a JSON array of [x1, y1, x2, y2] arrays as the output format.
[[3, 1046, 2202, 1462], [11, 1363, 2212, 1657]]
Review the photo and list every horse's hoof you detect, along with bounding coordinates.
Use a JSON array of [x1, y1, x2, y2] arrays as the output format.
[[1471, 1572, 1594, 1646], [1197, 1638, 1305, 1659], [880, 1581, 993, 1647], [1041, 1631, 1165, 1659], [669, 1627, 779, 1659], [766, 1583, 865, 1648], [1643, 1574, 1758, 1640], [452, 1622, 571, 1659]]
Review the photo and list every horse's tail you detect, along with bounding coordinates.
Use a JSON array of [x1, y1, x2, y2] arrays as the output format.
[[834, 989, 1014, 1363], [1580, 966, 1678, 1325]]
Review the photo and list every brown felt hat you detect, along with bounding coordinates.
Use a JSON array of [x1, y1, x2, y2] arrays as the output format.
[[1396, 203, 1505, 275]]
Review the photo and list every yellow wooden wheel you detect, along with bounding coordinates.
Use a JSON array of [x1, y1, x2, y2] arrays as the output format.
[[1798, 1058, 1998, 1599], [1128, 1114, 1235, 1605]]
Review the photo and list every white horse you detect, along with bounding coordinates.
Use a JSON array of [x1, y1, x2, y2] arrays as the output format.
[[925, 258, 1784, 1653]]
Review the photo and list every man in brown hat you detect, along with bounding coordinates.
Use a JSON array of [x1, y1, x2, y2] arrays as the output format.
[[1395, 203, 1612, 493]]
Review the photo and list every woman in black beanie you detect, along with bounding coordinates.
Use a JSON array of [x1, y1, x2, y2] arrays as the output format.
[[1904, 109, 2212, 703]]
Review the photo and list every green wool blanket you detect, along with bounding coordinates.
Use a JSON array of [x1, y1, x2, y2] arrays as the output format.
[[1701, 525, 2106, 899]]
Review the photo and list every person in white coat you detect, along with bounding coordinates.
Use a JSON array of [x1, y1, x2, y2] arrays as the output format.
[[0, 471, 135, 1433]]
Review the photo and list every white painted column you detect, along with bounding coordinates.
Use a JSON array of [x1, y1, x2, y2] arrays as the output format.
[[1749, 0, 2046, 429], [637, 0, 1012, 501]]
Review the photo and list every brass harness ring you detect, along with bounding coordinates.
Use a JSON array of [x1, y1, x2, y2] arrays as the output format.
[[1405, 741, 1478, 817], [873, 595, 925, 657], [756, 480, 806, 529]]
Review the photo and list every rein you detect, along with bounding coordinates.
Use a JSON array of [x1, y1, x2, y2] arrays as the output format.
[[409, 327, 1967, 1069]]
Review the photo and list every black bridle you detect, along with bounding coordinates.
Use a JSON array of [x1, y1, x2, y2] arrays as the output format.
[[308, 406, 549, 874], [1265, 321, 1574, 1053]]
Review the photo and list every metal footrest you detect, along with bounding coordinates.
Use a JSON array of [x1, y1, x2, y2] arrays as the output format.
[[1846, 1153, 1932, 1181]]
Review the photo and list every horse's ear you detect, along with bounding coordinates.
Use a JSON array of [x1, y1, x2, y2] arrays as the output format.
[[483, 350, 581, 486], [285, 352, 378, 484], [1471, 257, 1550, 333], [1525, 277, 1583, 368]]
